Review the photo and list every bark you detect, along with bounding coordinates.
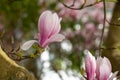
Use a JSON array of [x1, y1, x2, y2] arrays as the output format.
[[102, 1, 120, 74], [0, 46, 37, 80]]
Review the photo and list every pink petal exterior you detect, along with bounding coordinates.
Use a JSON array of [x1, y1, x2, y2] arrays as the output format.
[[84, 51, 117, 80], [42, 34, 65, 48], [85, 51, 96, 80], [38, 10, 64, 48], [96, 57, 112, 80]]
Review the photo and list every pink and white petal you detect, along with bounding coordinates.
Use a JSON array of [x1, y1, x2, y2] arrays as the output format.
[[99, 58, 111, 80], [21, 40, 38, 51], [96, 57, 103, 79], [109, 71, 118, 80], [38, 10, 52, 32], [42, 34, 65, 48], [104, 57, 112, 72], [85, 50, 96, 80], [38, 11, 53, 41], [49, 13, 61, 36], [99, 63, 110, 80]]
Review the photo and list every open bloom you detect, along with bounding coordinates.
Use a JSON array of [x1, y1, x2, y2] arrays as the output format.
[[21, 10, 65, 50], [85, 51, 118, 80]]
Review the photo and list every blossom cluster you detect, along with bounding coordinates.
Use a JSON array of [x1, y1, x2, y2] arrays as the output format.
[[85, 51, 118, 80]]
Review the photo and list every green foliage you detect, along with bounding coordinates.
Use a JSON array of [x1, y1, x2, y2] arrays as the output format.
[[54, 59, 62, 70], [105, 0, 117, 2], [0, 0, 40, 32], [68, 52, 84, 70]]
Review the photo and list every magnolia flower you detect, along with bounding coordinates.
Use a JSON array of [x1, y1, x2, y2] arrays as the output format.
[[21, 10, 65, 50], [85, 50, 96, 80], [85, 51, 118, 80]]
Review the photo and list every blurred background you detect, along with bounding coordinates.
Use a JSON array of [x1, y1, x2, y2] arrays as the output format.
[[0, 0, 115, 80]]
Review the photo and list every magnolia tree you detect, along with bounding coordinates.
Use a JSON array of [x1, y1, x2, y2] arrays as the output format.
[[0, 0, 120, 80]]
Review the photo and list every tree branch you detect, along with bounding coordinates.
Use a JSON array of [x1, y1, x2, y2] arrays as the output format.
[[102, 1, 120, 75], [99, 0, 106, 54], [58, 0, 102, 10], [0, 46, 37, 80]]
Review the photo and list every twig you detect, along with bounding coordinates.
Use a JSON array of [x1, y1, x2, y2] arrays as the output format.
[[51, 61, 64, 80], [99, 0, 106, 54], [106, 19, 120, 26], [58, 0, 102, 10], [69, 0, 76, 7]]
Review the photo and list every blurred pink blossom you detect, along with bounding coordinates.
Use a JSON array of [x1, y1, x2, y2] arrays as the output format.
[[84, 23, 95, 39], [21, 10, 65, 50], [90, 9, 104, 23], [95, 2, 103, 8], [57, 0, 85, 20], [63, 28, 75, 38]]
